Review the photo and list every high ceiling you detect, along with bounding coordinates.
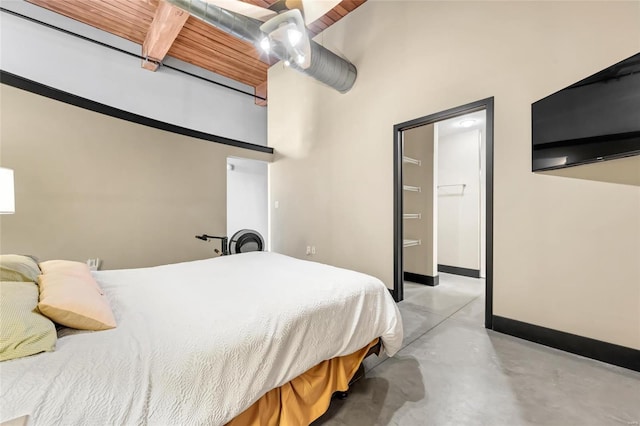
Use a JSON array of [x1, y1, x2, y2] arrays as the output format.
[[26, 0, 366, 104]]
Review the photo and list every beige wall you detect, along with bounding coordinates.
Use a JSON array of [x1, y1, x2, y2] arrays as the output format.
[[0, 84, 271, 269], [268, 1, 640, 349], [403, 124, 437, 277]]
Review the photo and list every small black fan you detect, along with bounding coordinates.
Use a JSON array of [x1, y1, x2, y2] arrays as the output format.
[[229, 229, 265, 254]]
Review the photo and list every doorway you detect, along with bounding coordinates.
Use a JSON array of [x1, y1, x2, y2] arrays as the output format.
[[393, 98, 494, 329], [226, 157, 269, 249]]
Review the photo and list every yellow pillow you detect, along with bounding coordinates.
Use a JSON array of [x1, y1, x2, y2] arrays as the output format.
[[37, 261, 116, 331], [0, 255, 40, 283], [0, 281, 57, 362]]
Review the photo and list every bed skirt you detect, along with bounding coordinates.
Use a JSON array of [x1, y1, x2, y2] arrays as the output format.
[[226, 339, 380, 426]]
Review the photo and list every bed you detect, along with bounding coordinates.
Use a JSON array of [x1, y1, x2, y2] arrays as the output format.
[[0, 251, 403, 425]]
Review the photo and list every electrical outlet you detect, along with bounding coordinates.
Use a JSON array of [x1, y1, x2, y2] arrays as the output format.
[[86, 258, 101, 271], [311, 246, 316, 255], [306, 246, 311, 255]]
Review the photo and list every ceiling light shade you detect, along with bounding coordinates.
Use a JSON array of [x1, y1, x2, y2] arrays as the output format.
[[259, 37, 270, 52], [459, 119, 477, 128], [0, 167, 15, 214], [287, 28, 302, 46]]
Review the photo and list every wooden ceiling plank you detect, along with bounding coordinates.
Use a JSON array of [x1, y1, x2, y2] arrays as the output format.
[[142, 0, 190, 71], [170, 37, 267, 79], [118, 0, 157, 19], [318, 15, 333, 27], [333, 4, 349, 16], [182, 18, 262, 57], [340, 0, 367, 13], [28, 0, 148, 43], [324, 9, 342, 22], [174, 24, 265, 65], [310, 19, 328, 31], [170, 37, 265, 70], [59, 0, 150, 35], [338, 0, 358, 12]]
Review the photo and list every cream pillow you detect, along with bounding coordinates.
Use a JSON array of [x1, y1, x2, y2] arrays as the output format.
[[1, 281, 57, 362], [39, 259, 92, 278], [37, 261, 116, 331]]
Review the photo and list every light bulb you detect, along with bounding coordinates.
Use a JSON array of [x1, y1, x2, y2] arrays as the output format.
[[296, 54, 305, 65], [284, 60, 291, 67], [287, 28, 302, 46], [259, 37, 270, 52]]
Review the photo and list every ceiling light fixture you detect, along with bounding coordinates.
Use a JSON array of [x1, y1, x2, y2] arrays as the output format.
[[260, 10, 311, 70], [287, 28, 302, 46], [259, 37, 270, 52], [459, 119, 477, 128]]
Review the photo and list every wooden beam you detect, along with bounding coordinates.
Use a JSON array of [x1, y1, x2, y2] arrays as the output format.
[[255, 81, 267, 106], [142, 0, 190, 71]]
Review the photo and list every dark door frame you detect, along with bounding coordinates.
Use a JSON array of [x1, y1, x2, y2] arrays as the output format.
[[393, 97, 495, 329]]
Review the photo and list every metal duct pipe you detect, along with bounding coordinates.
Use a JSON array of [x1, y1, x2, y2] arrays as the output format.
[[290, 40, 357, 93], [166, 0, 263, 43], [165, 0, 357, 93]]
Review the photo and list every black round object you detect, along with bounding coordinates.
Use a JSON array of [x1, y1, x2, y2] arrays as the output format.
[[229, 229, 265, 254]]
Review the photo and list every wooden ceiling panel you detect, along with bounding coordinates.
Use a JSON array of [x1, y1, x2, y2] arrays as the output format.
[[26, 0, 367, 98]]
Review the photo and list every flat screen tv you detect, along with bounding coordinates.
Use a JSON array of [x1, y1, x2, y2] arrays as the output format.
[[532, 52, 640, 171]]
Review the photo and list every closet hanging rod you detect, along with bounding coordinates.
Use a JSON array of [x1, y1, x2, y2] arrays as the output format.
[[402, 156, 421, 166], [403, 185, 421, 192], [437, 183, 466, 188], [403, 239, 421, 248], [403, 213, 422, 219]]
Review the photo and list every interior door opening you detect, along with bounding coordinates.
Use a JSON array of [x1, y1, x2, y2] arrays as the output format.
[[393, 98, 494, 329], [226, 157, 269, 252]]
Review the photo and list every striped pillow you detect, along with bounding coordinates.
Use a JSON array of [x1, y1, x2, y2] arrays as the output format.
[[0, 281, 57, 362], [0, 255, 41, 283]]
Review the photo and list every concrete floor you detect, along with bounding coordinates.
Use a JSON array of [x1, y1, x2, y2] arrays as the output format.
[[313, 273, 640, 426]]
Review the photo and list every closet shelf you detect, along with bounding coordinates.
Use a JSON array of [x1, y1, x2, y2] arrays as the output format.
[[403, 156, 422, 166], [403, 213, 422, 219], [403, 185, 421, 192], [403, 239, 421, 248]]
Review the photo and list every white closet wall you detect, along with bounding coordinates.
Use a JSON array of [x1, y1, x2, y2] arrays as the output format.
[[227, 158, 269, 247], [437, 129, 482, 271]]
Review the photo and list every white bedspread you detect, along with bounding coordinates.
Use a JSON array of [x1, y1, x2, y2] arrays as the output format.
[[0, 252, 402, 425]]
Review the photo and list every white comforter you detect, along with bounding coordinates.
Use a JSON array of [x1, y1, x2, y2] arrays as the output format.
[[0, 252, 402, 425]]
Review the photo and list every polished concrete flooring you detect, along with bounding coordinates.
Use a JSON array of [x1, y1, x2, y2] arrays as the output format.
[[314, 273, 640, 426]]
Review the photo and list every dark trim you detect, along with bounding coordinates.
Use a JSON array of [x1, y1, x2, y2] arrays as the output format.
[[493, 316, 640, 372], [0, 7, 266, 101], [404, 272, 439, 287], [437, 264, 480, 278], [484, 98, 495, 329], [1, 70, 273, 154], [393, 97, 495, 330], [392, 119, 404, 302]]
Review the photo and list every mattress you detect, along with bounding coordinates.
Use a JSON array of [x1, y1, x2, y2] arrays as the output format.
[[0, 252, 402, 425]]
